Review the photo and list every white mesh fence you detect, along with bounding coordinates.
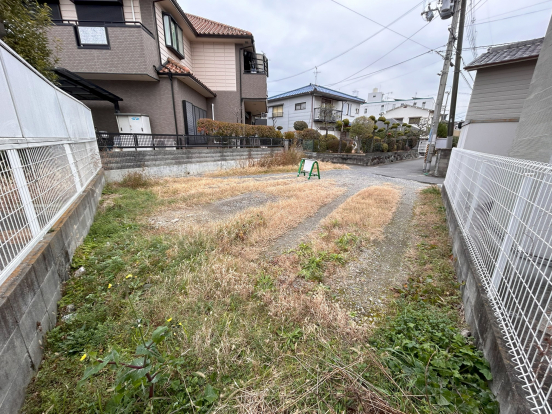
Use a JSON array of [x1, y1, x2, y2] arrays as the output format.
[[445, 149, 552, 412], [0, 40, 101, 285]]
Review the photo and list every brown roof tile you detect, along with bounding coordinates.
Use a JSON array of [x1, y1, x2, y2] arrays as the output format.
[[158, 58, 192, 75], [185, 13, 251, 37]]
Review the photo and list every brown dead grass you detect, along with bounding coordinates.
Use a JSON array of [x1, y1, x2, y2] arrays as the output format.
[[207, 160, 349, 177], [312, 184, 401, 254]]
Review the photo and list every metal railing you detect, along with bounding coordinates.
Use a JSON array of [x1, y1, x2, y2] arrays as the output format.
[[0, 38, 102, 286], [96, 133, 284, 150], [313, 107, 342, 123], [52, 19, 155, 38], [444, 149, 552, 412]]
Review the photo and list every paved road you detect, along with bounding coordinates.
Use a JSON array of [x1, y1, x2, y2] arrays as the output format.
[[366, 158, 444, 185]]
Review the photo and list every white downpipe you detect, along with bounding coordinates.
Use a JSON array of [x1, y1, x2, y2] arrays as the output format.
[[212, 103, 215, 120], [130, 0, 136, 21]]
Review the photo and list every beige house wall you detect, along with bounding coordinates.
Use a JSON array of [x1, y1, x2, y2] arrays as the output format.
[[123, 0, 142, 22], [191, 42, 236, 91], [59, 0, 77, 20], [155, 2, 193, 71]]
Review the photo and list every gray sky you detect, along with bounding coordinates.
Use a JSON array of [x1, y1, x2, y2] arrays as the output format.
[[182, 0, 552, 120]]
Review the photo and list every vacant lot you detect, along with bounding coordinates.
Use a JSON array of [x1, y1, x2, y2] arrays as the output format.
[[22, 167, 498, 414]]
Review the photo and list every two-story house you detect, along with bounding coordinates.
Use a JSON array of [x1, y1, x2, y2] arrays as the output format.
[[46, 0, 269, 135], [267, 84, 365, 132]]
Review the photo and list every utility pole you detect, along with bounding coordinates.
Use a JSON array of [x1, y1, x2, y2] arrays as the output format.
[[442, 90, 450, 122], [313, 66, 320, 85], [423, 0, 462, 173], [446, 0, 467, 148]]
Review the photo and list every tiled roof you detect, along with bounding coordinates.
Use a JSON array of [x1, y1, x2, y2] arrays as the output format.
[[157, 58, 216, 97], [464, 38, 543, 70], [268, 84, 365, 103], [185, 14, 251, 36], [158, 58, 192, 74]]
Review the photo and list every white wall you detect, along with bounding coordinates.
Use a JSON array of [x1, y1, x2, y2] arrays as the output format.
[[361, 98, 435, 118], [268, 95, 313, 131], [383, 106, 433, 125], [457, 122, 519, 156]]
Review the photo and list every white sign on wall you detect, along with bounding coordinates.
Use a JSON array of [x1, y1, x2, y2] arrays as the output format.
[[77, 26, 108, 45]]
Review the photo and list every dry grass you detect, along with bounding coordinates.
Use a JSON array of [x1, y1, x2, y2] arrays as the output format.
[[207, 147, 348, 177], [24, 174, 411, 413]]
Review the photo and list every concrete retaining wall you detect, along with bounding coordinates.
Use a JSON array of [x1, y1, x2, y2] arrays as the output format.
[[0, 171, 105, 413], [100, 148, 282, 181], [441, 186, 532, 414], [304, 150, 419, 166], [433, 149, 452, 177]]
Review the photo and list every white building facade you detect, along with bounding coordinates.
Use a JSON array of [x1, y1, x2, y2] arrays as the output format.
[[360, 88, 435, 118], [267, 84, 365, 132]]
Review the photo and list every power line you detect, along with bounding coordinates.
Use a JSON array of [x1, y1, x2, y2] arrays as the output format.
[[480, 0, 551, 20], [331, 50, 438, 89], [468, 8, 551, 26], [326, 21, 434, 87], [330, 0, 431, 50], [460, 72, 473, 89], [267, 0, 423, 83]]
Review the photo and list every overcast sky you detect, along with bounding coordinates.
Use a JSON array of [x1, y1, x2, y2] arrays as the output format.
[[182, 0, 552, 120]]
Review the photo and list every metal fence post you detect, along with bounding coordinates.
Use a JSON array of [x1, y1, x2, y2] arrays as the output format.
[[133, 134, 138, 151], [64, 144, 82, 192], [6, 150, 41, 237]]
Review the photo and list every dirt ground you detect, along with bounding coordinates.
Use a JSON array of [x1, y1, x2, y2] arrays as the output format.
[[152, 166, 429, 320]]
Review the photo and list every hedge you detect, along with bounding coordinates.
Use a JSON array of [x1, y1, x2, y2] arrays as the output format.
[[197, 119, 282, 138]]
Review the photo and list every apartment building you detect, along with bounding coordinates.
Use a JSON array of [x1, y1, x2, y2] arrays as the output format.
[[46, 0, 269, 135], [360, 88, 435, 118], [267, 84, 365, 132]]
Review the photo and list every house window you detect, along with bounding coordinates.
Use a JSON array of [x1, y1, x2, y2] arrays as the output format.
[[422, 101, 426, 108], [409, 117, 421, 125], [355, 108, 359, 114], [163, 14, 184, 58], [75, 2, 123, 24], [392, 104, 396, 109], [372, 95, 376, 98], [321, 97, 332, 105], [413, 102, 417, 107], [272, 105, 283, 117], [295, 102, 306, 110], [380, 105, 384, 111], [364, 108, 367, 114], [183, 101, 207, 135]]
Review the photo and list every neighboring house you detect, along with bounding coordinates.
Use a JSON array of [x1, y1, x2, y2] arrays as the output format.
[[457, 38, 543, 156], [46, 0, 269, 135], [267, 84, 365, 132], [382, 105, 434, 129], [360, 88, 435, 117]]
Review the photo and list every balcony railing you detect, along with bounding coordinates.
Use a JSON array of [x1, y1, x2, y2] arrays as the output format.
[[314, 107, 342, 123], [53, 20, 154, 48], [244, 52, 269, 76]]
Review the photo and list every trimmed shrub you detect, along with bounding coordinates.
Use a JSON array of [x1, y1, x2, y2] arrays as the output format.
[[197, 119, 281, 138], [382, 143, 389, 152], [284, 131, 295, 140], [297, 128, 321, 141], [293, 121, 308, 131], [277, 126, 283, 131], [342, 118, 350, 127]]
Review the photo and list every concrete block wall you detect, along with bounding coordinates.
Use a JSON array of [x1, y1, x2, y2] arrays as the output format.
[[441, 186, 533, 414], [99, 147, 281, 181], [305, 150, 419, 166], [0, 171, 105, 413]]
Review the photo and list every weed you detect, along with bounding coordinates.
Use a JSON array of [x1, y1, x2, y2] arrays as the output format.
[[295, 243, 345, 282], [278, 327, 303, 348], [118, 172, 153, 189]]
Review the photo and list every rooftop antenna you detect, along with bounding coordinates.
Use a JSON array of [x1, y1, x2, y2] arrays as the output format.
[[352, 89, 359, 97], [313, 66, 321, 85]]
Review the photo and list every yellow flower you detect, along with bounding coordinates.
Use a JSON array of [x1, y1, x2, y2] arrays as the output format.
[[126, 274, 133, 279], [80, 353, 87, 361], [108, 284, 112, 289], [166, 318, 172, 322], [178, 322, 182, 326]]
